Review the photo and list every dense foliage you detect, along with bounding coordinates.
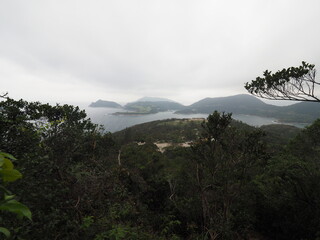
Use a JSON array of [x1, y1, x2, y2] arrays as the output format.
[[1, 96, 320, 239], [0, 151, 31, 238], [0, 97, 119, 239]]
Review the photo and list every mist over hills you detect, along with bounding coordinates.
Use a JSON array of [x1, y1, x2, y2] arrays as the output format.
[[90, 94, 320, 123], [135, 97, 177, 102]]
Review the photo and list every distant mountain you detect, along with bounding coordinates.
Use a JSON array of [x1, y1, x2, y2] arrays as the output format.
[[89, 100, 122, 108], [177, 94, 279, 115], [283, 101, 320, 118], [136, 97, 177, 103], [176, 94, 320, 123], [125, 101, 185, 113], [270, 101, 320, 123]]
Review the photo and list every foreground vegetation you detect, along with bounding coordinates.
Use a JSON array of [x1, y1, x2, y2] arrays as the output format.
[[1, 96, 320, 239]]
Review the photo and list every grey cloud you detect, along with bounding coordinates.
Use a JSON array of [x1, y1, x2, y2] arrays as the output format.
[[1, 0, 320, 104]]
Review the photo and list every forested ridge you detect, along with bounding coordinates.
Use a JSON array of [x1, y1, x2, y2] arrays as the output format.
[[1, 96, 320, 240]]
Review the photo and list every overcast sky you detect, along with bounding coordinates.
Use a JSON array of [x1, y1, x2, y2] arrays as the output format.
[[1, 0, 320, 105]]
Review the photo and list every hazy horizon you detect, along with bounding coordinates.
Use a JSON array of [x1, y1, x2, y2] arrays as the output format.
[[62, 94, 295, 108]]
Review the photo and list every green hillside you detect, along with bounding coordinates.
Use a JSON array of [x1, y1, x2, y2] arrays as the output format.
[[113, 117, 301, 153], [260, 124, 301, 152], [113, 118, 203, 143]]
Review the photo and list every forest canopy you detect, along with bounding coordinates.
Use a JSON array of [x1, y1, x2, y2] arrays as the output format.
[[0, 96, 320, 239]]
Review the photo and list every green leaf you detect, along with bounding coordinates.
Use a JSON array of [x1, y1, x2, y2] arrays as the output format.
[[0, 152, 17, 169], [0, 155, 4, 167], [0, 169, 22, 182], [0, 199, 32, 220], [0, 152, 16, 161], [4, 195, 15, 201], [0, 227, 10, 238], [2, 158, 14, 170]]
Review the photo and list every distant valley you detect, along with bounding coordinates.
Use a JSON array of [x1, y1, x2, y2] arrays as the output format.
[[89, 94, 320, 124]]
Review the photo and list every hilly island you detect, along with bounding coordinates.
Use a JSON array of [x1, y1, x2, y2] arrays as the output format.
[[90, 94, 320, 124], [89, 99, 122, 108]]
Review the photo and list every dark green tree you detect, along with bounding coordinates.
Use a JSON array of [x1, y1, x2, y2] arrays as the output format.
[[0, 97, 118, 239], [254, 120, 320, 239], [245, 62, 320, 238], [190, 111, 266, 239]]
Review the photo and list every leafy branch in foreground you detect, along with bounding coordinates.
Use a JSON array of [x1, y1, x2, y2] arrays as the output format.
[[0, 152, 32, 238], [245, 61, 320, 102]]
